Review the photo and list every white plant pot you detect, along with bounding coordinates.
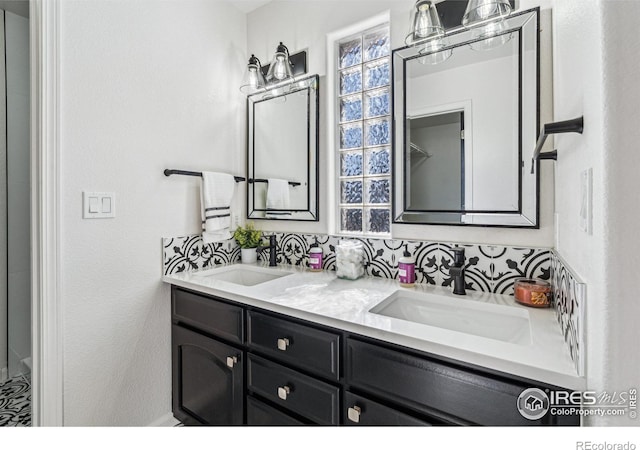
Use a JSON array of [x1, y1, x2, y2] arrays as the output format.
[[241, 248, 257, 264]]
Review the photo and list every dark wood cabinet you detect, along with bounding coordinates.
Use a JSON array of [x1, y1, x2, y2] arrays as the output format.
[[170, 286, 579, 427], [344, 391, 434, 426], [246, 396, 305, 426], [171, 325, 244, 425], [247, 354, 340, 425], [247, 311, 340, 380], [346, 337, 557, 426], [172, 289, 244, 345]]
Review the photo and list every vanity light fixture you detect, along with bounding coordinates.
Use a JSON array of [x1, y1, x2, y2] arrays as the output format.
[[266, 42, 294, 83], [461, 0, 512, 29], [240, 42, 308, 96], [239, 54, 266, 95], [462, 0, 513, 50], [404, 0, 452, 65]]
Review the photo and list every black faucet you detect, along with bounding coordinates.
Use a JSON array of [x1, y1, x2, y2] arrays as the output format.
[[256, 235, 278, 267], [450, 247, 466, 295]]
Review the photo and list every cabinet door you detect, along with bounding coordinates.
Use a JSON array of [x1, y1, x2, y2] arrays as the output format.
[[172, 325, 244, 425]]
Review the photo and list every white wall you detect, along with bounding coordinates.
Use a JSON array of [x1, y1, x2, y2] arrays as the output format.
[[59, 0, 246, 425], [553, 0, 640, 425], [247, 0, 555, 247], [6, 10, 30, 377]]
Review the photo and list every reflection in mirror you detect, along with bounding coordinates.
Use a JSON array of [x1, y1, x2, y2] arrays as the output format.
[[247, 75, 319, 221], [393, 8, 540, 227]]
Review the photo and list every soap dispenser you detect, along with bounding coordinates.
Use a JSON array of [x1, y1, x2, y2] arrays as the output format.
[[308, 239, 323, 272], [398, 245, 415, 288]]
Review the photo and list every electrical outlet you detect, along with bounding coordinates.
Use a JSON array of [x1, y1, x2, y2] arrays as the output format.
[[232, 212, 240, 230], [579, 168, 592, 234]]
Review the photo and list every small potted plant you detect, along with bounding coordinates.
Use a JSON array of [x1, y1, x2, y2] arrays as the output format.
[[233, 222, 262, 264]]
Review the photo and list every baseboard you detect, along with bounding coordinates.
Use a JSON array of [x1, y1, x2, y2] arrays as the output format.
[[0, 366, 7, 382], [147, 412, 180, 427]]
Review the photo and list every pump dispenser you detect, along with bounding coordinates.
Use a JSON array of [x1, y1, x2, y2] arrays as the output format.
[[398, 245, 416, 288]]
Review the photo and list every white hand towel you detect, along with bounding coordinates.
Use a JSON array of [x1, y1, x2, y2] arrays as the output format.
[[200, 172, 235, 243], [266, 178, 290, 209]]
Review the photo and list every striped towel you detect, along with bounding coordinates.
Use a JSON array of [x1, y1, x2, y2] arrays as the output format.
[[200, 172, 235, 243]]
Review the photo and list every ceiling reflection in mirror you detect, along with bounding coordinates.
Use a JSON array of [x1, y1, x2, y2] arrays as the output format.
[[247, 75, 319, 221], [393, 8, 540, 227]]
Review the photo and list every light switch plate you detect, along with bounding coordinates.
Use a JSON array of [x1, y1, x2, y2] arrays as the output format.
[[83, 191, 116, 219], [579, 168, 592, 234]]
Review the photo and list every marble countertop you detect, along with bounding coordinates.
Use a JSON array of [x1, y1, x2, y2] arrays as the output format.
[[163, 263, 584, 390]]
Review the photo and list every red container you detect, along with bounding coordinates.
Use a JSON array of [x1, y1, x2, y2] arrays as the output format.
[[514, 278, 552, 308]]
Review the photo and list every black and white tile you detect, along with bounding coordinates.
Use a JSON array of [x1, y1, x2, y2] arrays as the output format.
[[163, 235, 239, 275], [0, 374, 31, 427], [551, 251, 585, 376], [164, 234, 552, 296]]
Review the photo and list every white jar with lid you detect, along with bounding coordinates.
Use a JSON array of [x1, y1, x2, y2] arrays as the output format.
[[336, 241, 364, 280]]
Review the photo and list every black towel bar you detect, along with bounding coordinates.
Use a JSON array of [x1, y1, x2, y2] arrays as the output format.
[[248, 178, 301, 187], [164, 169, 245, 183]]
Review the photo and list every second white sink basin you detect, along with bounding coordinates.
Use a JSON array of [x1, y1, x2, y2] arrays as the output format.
[[193, 264, 293, 287], [369, 290, 532, 345]]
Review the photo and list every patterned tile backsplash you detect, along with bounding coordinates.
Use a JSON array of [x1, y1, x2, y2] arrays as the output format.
[[551, 251, 586, 376], [163, 233, 551, 295], [162, 232, 585, 375]]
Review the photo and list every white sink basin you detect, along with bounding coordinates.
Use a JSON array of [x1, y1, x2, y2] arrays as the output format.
[[193, 265, 293, 287], [369, 290, 532, 345]]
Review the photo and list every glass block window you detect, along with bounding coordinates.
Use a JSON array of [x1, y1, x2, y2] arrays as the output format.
[[337, 25, 391, 236]]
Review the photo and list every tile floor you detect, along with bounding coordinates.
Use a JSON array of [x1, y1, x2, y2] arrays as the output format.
[[0, 374, 31, 426]]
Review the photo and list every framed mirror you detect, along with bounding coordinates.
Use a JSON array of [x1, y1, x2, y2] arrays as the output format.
[[393, 8, 539, 227], [247, 74, 319, 221]]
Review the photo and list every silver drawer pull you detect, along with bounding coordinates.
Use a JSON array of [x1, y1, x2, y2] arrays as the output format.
[[277, 338, 290, 351], [226, 356, 238, 368], [347, 406, 362, 423], [277, 385, 291, 400]]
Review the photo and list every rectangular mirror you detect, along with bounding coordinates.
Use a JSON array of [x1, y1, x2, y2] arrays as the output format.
[[393, 8, 539, 227], [247, 74, 319, 221]]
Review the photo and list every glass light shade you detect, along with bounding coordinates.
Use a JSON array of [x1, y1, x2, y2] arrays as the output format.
[[462, 0, 512, 28], [417, 39, 453, 65], [266, 42, 294, 82], [239, 55, 266, 94], [405, 0, 445, 47], [469, 19, 513, 51]]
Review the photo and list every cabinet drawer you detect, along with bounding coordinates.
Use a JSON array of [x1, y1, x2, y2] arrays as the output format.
[[248, 311, 340, 380], [247, 396, 304, 426], [344, 392, 432, 426], [248, 354, 340, 425], [172, 288, 243, 344], [346, 338, 549, 426]]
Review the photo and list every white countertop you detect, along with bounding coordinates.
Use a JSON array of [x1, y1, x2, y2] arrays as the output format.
[[163, 263, 584, 390]]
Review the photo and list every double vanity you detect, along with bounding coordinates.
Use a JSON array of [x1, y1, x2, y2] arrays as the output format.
[[164, 263, 582, 426]]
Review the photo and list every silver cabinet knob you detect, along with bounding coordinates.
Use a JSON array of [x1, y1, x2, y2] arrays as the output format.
[[226, 356, 238, 368], [277, 338, 290, 351], [347, 406, 362, 423], [277, 385, 291, 400]]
